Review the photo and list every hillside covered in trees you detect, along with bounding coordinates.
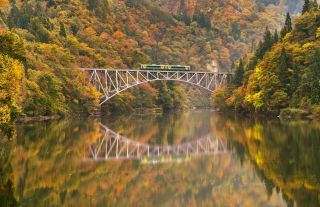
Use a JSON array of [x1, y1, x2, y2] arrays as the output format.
[[0, 0, 317, 134], [0, 0, 294, 133], [212, 0, 320, 118]]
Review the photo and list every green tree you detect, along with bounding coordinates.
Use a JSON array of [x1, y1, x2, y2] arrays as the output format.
[[255, 27, 273, 60], [232, 59, 244, 87], [0, 31, 26, 63], [47, 0, 55, 8], [245, 67, 288, 113], [87, 0, 110, 20], [311, 0, 318, 9], [23, 70, 68, 116], [0, 138, 18, 206], [195, 12, 211, 29], [29, 17, 51, 43], [306, 47, 320, 104], [131, 50, 151, 68], [231, 22, 241, 40], [302, 0, 311, 14], [59, 22, 67, 37], [278, 47, 289, 87], [289, 64, 299, 96], [7, 4, 19, 28], [280, 13, 292, 38], [156, 81, 174, 111], [273, 29, 279, 43]]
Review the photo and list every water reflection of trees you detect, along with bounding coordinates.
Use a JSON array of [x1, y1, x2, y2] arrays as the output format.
[[12, 120, 102, 206], [2, 113, 320, 206], [0, 134, 18, 206], [101, 111, 213, 145], [2, 115, 285, 206], [212, 116, 320, 207]]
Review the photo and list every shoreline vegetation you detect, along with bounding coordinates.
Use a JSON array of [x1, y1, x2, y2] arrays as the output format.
[[212, 2, 320, 120], [16, 106, 216, 123], [16, 104, 320, 124], [279, 106, 320, 120]]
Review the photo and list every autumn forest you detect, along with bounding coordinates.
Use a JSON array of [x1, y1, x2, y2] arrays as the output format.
[[0, 0, 320, 206]]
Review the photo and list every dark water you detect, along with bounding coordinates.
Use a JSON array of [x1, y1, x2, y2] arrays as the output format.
[[1, 110, 320, 207]]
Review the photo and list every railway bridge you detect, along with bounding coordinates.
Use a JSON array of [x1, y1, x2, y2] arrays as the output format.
[[82, 68, 232, 105]]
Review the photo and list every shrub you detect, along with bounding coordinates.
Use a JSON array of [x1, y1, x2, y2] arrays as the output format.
[[279, 108, 310, 120], [311, 105, 320, 119], [211, 88, 229, 110]]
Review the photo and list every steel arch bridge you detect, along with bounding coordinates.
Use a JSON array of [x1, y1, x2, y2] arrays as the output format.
[[87, 124, 228, 164], [82, 68, 232, 105]]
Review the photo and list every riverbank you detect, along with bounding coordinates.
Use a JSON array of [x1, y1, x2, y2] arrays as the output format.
[[15, 104, 320, 125], [17, 112, 93, 123], [213, 105, 320, 121], [279, 107, 320, 121], [18, 115, 62, 122]]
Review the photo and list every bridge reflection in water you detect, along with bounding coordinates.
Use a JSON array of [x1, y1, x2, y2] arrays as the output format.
[[87, 123, 228, 164]]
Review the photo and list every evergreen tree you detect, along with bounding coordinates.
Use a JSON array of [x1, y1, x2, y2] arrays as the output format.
[[87, 0, 98, 10], [251, 39, 256, 52], [47, 0, 56, 8], [273, 29, 279, 43], [264, 27, 273, 48], [255, 27, 273, 60], [230, 61, 236, 71], [308, 49, 320, 103], [200, 13, 212, 29], [8, 3, 34, 29], [0, 31, 26, 62], [87, 0, 109, 20], [312, 0, 318, 9], [7, 4, 19, 28], [247, 28, 275, 72], [302, 0, 311, 14], [231, 22, 241, 40], [59, 22, 67, 37], [280, 13, 292, 38], [34, 1, 42, 17], [183, 13, 191, 26], [279, 47, 289, 86], [232, 59, 244, 87], [156, 81, 173, 111], [290, 64, 299, 94]]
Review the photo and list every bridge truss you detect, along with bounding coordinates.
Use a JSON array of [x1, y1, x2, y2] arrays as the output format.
[[82, 69, 231, 105], [87, 124, 228, 164]]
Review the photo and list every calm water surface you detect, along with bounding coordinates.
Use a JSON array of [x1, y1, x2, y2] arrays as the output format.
[[1, 110, 320, 207]]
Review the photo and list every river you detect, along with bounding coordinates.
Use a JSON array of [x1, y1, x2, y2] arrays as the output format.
[[1, 110, 320, 206]]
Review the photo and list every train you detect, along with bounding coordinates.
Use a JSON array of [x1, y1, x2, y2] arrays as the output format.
[[141, 64, 191, 71]]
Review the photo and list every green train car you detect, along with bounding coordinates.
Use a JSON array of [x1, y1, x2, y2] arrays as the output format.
[[141, 64, 191, 71]]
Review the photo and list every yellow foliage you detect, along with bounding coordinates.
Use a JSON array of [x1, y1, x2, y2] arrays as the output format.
[[0, 55, 24, 134], [0, 0, 9, 8], [316, 27, 320, 40]]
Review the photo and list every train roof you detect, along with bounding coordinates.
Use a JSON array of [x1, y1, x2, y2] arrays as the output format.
[[141, 64, 190, 67]]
